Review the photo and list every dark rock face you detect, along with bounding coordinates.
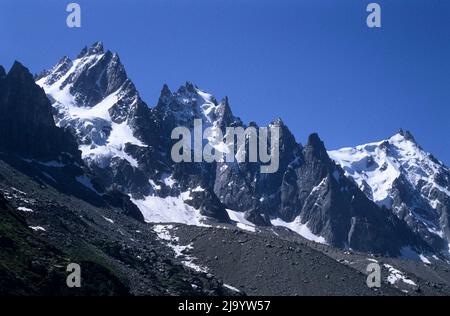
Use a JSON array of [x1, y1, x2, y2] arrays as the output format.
[[184, 188, 231, 223], [244, 208, 271, 226], [390, 174, 447, 250], [214, 119, 302, 220], [103, 189, 146, 222], [0, 61, 80, 161]]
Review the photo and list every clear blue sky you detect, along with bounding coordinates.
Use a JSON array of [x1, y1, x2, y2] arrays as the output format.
[[1, 0, 449, 165]]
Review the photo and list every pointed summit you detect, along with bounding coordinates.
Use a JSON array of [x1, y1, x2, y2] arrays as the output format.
[[215, 96, 242, 129], [161, 83, 171, 97], [304, 133, 329, 161], [221, 96, 229, 107], [0, 61, 80, 160], [398, 128, 417, 144], [77, 41, 104, 58], [217, 96, 232, 115], [156, 84, 173, 109], [307, 133, 324, 149], [11, 60, 26, 69], [38, 42, 129, 106], [7, 61, 33, 81], [270, 117, 285, 127], [177, 81, 197, 94], [58, 55, 72, 65], [269, 117, 296, 143], [88, 41, 104, 54], [77, 46, 88, 58], [185, 81, 197, 93]]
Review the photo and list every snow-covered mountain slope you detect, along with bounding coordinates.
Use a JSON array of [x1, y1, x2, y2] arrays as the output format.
[[329, 130, 450, 254], [35, 42, 233, 223], [34, 43, 434, 257], [36, 42, 146, 169]]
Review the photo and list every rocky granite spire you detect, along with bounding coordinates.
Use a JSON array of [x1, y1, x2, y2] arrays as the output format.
[[77, 41, 105, 59], [0, 61, 80, 161]]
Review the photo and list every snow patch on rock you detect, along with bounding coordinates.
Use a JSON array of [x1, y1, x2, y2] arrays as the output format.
[[131, 192, 208, 226], [271, 216, 327, 244]]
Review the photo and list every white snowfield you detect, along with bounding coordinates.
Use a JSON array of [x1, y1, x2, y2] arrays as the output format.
[[131, 191, 208, 227], [271, 217, 327, 244]]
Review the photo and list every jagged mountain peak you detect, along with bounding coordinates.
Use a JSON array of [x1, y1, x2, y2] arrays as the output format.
[[36, 43, 148, 174], [35, 56, 73, 82], [269, 117, 285, 127], [3, 60, 51, 112], [155, 82, 246, 134], [306, 133, 323, 147], [178, 82, 218, 106], [160, 83, 171, 96], [7, 61, 34, 81], [267, 118, 300, 154], [55, 55, 72, 67], [329, 130, 450, 254], [177, 81, 198, 94], [304, 133, 329, 161], [155, 82, 238, 130], [37, 42, 131, 107], [328, 131, 446, 205], [387, 130, 422, 153], [398, 128, 417, 144], [160, 82, 209, 102], [0, 61, 81, 160], [77, 41, 105, 58], [221, 95, 229, 106]]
